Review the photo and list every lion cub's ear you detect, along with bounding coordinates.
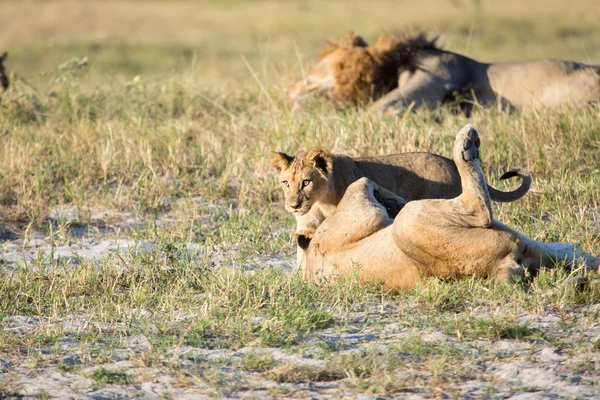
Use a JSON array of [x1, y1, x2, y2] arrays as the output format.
[[268, 151, 294, 174], [305, 147, 333, 175], [0, 52, 6, 63], [340, 31, 369, 48]]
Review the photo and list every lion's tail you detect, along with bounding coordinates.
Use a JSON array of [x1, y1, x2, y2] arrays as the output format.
[[487, 167, 531, 203]]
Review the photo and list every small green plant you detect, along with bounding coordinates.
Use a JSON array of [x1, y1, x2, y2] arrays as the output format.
[[268, 362, 344, 383], [268, 384, 295, 396], [90, 368, 131, 386], [38, 391, 51, 399], [572, 361, 595, 375], [0, 374, 23, 400], [57, 360, 78, 373], [450, 316, 540, 341], [241, 352, 278, 372]]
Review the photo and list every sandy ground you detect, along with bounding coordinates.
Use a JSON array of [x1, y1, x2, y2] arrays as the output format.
[[1, 203, 599, 399]]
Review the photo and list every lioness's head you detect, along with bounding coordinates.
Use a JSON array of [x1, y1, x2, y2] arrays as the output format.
[[268, 147, 333, 216], [0, 52, 8, 90]]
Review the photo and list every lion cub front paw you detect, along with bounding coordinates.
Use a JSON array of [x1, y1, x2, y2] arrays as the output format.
[[294, 229, 315, 250], [294, 228, 314, 240]]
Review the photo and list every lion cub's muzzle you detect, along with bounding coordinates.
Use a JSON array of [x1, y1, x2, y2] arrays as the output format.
[[286, 203, 311, 216]]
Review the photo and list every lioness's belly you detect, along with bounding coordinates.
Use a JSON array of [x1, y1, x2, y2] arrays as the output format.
[[304, 226, 421, 289], [305, 219, 521, 289]]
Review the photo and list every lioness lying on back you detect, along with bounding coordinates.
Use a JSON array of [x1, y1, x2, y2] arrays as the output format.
[[269, 147, 530, 246], [299, 125, 599, 290]]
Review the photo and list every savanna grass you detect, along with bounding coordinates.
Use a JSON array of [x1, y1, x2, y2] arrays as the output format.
[[1, 24, 599, 370], [0, 0, 600, 395]]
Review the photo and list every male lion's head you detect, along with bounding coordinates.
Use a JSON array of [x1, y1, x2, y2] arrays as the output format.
[[268, 147, 333, 216], [289, 32, 398, 106], [289, 32, 438, 109], [0, 52, 8, 90]]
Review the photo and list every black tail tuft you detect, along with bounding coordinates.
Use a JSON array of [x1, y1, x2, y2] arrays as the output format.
[[500, 167, 529, 180], [500, 170, 518, 180], [487, 167, 532, 202]]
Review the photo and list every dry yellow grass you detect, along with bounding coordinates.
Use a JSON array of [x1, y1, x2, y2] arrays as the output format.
[[0, 1, 599, 397], [2, 0, 599, 86]]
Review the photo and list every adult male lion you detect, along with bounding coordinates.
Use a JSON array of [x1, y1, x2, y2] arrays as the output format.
[[0, 52, 9, 91], [289, 32, 600, 114], [269, 146, 530, 246], [299, 125, 599, 289]]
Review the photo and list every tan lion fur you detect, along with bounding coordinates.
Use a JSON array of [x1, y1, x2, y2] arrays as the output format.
[[269, 146, 530, 226], [269, 146, 531, 267], [289, 32, 600, 113], [313, 32, 405, 102], [299, 125, 600, 290]]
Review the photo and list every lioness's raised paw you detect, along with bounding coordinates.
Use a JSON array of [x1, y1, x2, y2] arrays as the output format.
[[457, 124, 480, 162]]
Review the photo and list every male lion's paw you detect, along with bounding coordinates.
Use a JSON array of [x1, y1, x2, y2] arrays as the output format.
[[462, 126, 480, 162]]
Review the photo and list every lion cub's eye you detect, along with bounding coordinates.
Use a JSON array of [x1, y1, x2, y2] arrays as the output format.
[[302, 180, 311, 187], [281, 181, 290, 190]]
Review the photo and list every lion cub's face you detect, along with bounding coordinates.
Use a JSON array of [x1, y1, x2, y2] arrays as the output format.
[[268, 148, 333, 216]]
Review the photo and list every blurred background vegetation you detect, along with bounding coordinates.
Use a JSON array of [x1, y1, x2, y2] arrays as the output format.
[[0, 0, 598, 228], [2, 0, 599, 89]]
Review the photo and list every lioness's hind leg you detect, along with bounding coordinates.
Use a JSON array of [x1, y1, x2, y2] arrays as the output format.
[[452, 124, 493, 227], [529, 241, 600, 273]]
